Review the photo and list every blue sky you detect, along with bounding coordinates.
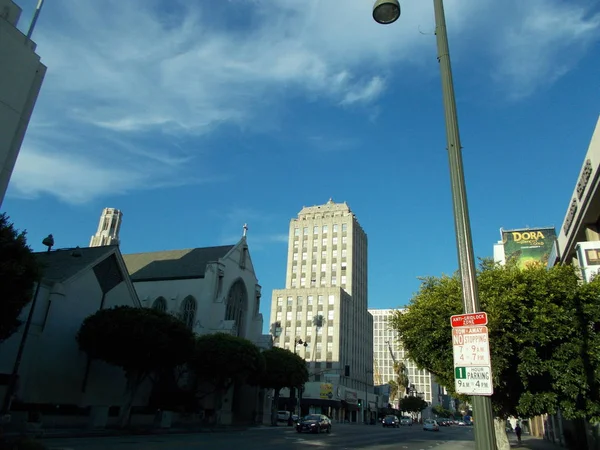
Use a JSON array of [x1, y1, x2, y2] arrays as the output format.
[[4, 0, 600, 334]]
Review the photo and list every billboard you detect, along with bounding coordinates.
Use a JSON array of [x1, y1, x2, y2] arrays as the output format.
[[319, 383, 333, 399], [502, 228, 557, 269]]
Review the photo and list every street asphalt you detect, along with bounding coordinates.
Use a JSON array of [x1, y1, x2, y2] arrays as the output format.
[[42, 422, 477, 450]]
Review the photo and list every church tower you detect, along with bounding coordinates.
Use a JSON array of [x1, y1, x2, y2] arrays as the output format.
[[90, 208, 123, 247]]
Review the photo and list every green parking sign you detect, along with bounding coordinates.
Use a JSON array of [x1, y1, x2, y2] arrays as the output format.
[[455, 367, 467, 379]]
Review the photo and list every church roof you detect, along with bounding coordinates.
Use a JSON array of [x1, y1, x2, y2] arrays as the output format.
[[34, 246, 117, 282], [122, 245, 235, 282]]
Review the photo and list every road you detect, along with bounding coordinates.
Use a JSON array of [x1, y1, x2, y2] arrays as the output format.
[[43, 423, 475, 450]]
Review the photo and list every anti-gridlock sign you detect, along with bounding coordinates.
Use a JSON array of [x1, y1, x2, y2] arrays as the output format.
[[450, 313, 493, 396]]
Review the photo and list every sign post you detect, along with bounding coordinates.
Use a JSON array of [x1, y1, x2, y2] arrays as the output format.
[[451, 313, 493, 396]]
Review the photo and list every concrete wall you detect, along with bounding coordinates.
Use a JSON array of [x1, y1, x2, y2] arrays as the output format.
[[0, 271, 143, 408], [0, 0, 46, 206]]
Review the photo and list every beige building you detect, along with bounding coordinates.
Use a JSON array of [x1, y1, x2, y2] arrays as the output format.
[[0, 0, 46, 207], [89, 208, 123, 247], [271, 199, 374, 422], [370, 309, 442, 417]]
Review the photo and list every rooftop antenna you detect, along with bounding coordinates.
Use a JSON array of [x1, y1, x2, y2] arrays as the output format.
[[26, 0, 46, 40], [243, 223, 248, 238]]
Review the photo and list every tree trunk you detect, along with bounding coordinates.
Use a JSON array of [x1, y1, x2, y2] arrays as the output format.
[[271, 389, 280, 426], [118, 372, 144, 428], [494, 417, 510, 450]]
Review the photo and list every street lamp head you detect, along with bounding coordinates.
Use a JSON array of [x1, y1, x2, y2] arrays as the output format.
[[373, 0, 401, 24]]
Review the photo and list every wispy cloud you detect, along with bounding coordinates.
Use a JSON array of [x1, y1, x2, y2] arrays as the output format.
[[9, 0, 599, 203], [487, 0, 600, 99]]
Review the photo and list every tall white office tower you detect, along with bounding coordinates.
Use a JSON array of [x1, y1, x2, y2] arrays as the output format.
[[90, 208, 123, 247], [271, 199, 373, 396]]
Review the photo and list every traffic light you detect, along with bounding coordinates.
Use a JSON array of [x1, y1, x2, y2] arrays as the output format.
[[358, 399, 362, 407], [344, 365, 350, 377]]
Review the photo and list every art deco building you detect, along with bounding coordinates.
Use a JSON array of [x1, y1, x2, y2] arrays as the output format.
[[271, 199, 373, 394]]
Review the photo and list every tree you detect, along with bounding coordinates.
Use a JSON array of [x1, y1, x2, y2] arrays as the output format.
[[77, 306, 195, 427], [400, 395, 428, 416], [390, 261, 600, 449], [0, 214, 42, 343], [188, 332, 265, 420], [387, 380, 399, 406], [260, 347, 309, 425], [393, 360, 409, 398], [432, 405, 453, 418]]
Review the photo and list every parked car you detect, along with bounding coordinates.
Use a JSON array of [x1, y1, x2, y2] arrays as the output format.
[[400, 417, 413, 426], [382, 415, 400, 428], [277, 411, 299, 422], [423, 419, 440, 431], [296, 414, 332, 434]]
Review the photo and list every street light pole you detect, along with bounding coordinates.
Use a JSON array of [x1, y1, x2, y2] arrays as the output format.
[[373, 1, 497, 449]]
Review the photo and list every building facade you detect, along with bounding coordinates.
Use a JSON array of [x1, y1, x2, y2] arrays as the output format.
[[271, 199, 374, 422], [90, 208, 123, 247], [0, 246, 144, 429], [122, 236, 269, 424], [550, 115, 600, 269], [370, 308, 440, 417], [0, 0, 46, 207]]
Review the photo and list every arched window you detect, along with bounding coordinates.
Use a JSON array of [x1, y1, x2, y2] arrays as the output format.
[[225, 280, 248, 337], [180, 296, 197, 330], [152, 297, 167, 312]]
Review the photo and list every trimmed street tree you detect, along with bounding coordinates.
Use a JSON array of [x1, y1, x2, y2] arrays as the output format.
[[390, 260, 600, 450], [260, 347, 309, 425], [188, 332, 265, 421], [77, 306, 195, 427], [0, 214, 42, 343], [400, 395, 428, 417]]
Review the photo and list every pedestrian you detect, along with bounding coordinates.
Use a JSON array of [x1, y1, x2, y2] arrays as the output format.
[[515, 423, 522, 444]]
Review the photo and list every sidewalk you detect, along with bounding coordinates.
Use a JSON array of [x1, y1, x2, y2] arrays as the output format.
[[511, 435, 564, 449]]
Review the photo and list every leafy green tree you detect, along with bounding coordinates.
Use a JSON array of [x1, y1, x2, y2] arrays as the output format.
[[188, 332, 265, 419], [432, 405, 453, 418], [400, 395, 428, 416], [259, 347, 309, 425], [77, 306, 195, 427], [390, 261, 600, 448], [0, 214, 42, 343]]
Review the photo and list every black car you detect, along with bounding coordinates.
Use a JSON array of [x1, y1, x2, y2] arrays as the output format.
[[382, 415, 400, 428], [296, 414, 332, 434]]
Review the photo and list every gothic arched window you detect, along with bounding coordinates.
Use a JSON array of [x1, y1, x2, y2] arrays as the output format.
[[225, 280, 248, 337], [152, 297, 167, 313], [180, 296, 197, 330]]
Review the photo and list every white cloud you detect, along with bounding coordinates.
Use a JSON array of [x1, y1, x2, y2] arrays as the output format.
[[9, 0, 600, 203], [487, 0, 600, 99]]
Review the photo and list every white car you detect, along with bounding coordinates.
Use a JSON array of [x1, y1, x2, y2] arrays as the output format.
[[423, 419, 440, 431]]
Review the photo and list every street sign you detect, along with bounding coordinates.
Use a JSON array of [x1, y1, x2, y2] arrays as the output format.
[[450, 312, 488, 328], [452, 322, 493, 396], [452, 326, 491, 366], [454, 366, 493, 395]]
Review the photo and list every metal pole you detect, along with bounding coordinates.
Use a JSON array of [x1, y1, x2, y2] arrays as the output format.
[[1, 281, 43, 414], [432, 0, 497, 448], [26, 0, 45, 40]]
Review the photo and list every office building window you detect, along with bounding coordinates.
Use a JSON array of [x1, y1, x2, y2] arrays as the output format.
[[277, 297, 283, 306], [307, 311, 313, 321], [328, 310, 334, 320], [333, 224, 338, 232], [287, 297, 293, 306], [328, 295, 335, 304], [302, 252, 307, 260], [307, 296, 314, 305], [332, 276, 337, 285], [293, 253, 298, 261], [294, 227, 300, 236], [342, 236, 347, 244], [321, 263, 327, 272], [323, 225, 328, 233], [332, 237, 338, 245], [286, 311, 292, 320], [296, 311, 303, 320], [341, 275, 347, 284], [328, 327, 334, 336], [318, 295, 324, 304], [300, 277, 306, 286], [303, 227, 308, 234], [276, 312, 282, 321], [342, 223, 347, 232], [313, 226, 319, 234]]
